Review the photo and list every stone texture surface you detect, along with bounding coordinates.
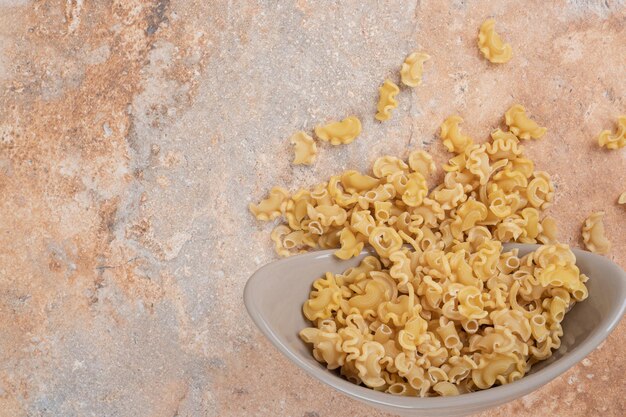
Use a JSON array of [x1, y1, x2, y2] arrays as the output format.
[[0, 0, 624, 416]]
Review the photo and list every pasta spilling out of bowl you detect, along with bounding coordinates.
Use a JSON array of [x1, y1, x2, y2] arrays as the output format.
[[250, 107, 589, 397]]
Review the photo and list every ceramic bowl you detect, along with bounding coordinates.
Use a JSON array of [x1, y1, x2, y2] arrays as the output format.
[[244, 244, 626, 417]]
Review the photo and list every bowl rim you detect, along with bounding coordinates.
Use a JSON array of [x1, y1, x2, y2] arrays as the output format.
[[244, 244, 626, 410]]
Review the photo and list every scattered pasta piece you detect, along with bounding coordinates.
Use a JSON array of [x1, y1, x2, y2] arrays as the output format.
[[290, 131, 317, 165], [400, 52, 430, 87], [375, 80, 400, 121], [477, 19, 512, 64], [315, 116, 362, 145], [597, 115, 626, 150], [618, 192, 626, 205], [249, 186, 289, 221], [582, 212, 611, 254], [505, 104, 547, 140], [440, 115, 474, 153]]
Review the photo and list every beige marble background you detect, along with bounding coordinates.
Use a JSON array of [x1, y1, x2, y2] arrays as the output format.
[[0, 0, 624, 416]]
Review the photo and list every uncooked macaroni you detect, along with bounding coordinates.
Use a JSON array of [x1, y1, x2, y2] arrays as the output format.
[[597, 115, 626, 150], [477, 19, 512, 64], [582, 212, 611, 254], [252, 109, 589, 397], [505, 105, 547, 140], [249, 186, 289, 221], [291, 131, 317, 165], [440, 115, 474, 153], [315, 116, 362, 145], [375, 80, 401, 121], [300, 242, 586, 396], [400, 52, 430, 87], [408, 150, 436, 178]]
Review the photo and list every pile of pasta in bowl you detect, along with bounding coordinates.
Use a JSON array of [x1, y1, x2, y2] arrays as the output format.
[[249, 107, 589, 397]]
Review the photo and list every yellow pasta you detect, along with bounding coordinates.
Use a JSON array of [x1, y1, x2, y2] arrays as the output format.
[[487, 129, 523, 161], [433, 381, 460, 396], [402, 172, 428, 207], [400, 52, 430, 87], [375, 80, 400, 121], [505, 104, 547, 140], [440, 115, 474, 154], [315, 116, 362, 145], [302, 272, 346, 321], [341, 170, 380, 193], [598, 115, 626, 149], [372, 155, 409, 178], [526, 172, 554, 210], [537, 216, 558, 244], [477, 19, 512, 64], [249, 186, 289, 221], [254, 108, 587, 397], [355, 341, 387, 388], [458, 286, 487, 319], [581, 211, 611, 254], [300, 324, 346, 370], [472, 352, 518, 389], [369, 226, 403, 258], [465, 144, 491, 185], [619, 192, 626, 205], [335, 228, 365, 260], [290, 131, 317, 165], [270, 225, 292, 257], [408, 150, 436, 177]]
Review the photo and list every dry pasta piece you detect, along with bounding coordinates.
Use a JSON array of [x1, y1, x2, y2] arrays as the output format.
[[375, 80, 400, 121], [335, 228, 365, 260], [355, 341, 387, 388], [249, 186, 289, 221], [537, 216, 558, 244], [597, 115, 626, 150], [400, 52, 430, 87], [487, 129, 523, 161], [471, 352, 519, 389], [299, 323, 346, 370], [408, 150, 436, 177], [433, 381, 460, 396], [526, 171, 554, 209], [402, 172, 428, 207], [505, 105, 547, 140], [582, 211, 611, 254], [477, 19, 512, 64], [369, 226, 403, 258], [302, 272, 346, 321], [290, 131, 317, 165], [341, 170, 380, 193], [619, 192, 626, 205], [270, 225, 292, 257], [315, 116, 362, 145], [440, 115, 474, 153], [465, 144, 491, 185], [372, 155, 409, 178]]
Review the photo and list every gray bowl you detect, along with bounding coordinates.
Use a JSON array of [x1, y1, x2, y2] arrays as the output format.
[[244, 244, 626, 416]]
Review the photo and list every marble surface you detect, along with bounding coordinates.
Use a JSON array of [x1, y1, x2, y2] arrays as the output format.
[[0, 1, 624, 416]]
